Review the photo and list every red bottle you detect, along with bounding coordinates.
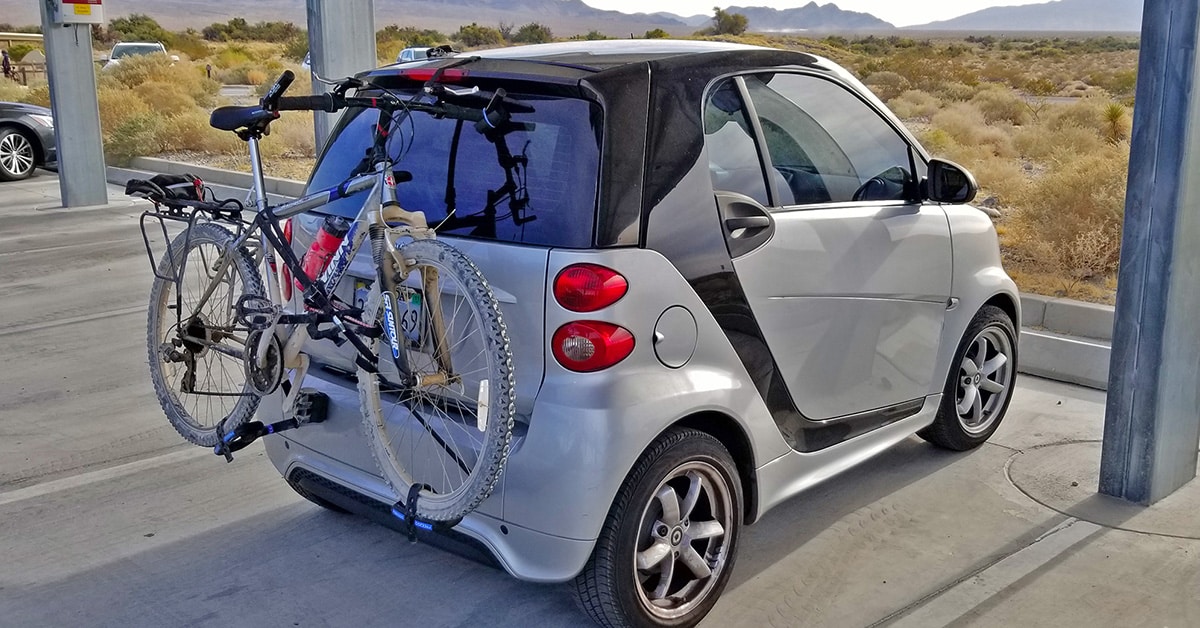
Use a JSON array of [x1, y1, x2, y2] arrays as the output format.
[[297, 215, 351, 293]]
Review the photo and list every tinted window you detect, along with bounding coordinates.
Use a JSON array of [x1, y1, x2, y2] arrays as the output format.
[[702, 79, 771, 206], [308, 90, 601, 248], [743, 73, 914, 206]]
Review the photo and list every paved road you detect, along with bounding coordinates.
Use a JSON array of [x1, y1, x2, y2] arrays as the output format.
[[2, 174, 1195, 628], [218, 84, 258, 105]]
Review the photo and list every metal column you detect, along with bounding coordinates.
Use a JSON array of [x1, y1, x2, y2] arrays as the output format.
[[305, 0, 377, 147], [1100, 0, 1200, 505], [37, 2, 108, 207]]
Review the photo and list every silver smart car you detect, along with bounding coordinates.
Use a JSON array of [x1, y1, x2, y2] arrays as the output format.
[[261, 40, 1020, 628]]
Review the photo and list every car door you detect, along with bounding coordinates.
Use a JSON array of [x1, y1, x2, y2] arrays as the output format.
[[703, 72, 952, 421]]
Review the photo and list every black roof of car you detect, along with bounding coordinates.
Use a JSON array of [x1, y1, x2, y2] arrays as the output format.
[[364, 39, 823, 80]]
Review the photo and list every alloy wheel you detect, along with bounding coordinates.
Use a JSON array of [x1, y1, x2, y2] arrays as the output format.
[[0, 132, 34, 178], [633, 460, 734, 621], [955, 326, 1014, 435]]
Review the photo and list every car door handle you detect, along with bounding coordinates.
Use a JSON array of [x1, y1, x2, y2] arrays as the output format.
[[725, 216, 771, 231]]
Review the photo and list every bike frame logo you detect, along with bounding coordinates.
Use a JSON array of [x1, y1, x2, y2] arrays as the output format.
[[318, 222, 361, 293], [383, 295, 401, 359]]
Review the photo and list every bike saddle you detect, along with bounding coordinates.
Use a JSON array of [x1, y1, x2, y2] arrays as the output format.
[[210, 106, 278, 132]]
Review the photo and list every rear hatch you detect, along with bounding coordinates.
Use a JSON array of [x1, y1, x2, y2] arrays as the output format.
[[288, 74, 603, 418]]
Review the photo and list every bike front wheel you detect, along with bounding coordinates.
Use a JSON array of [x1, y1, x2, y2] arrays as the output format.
[[358, 238, 515, 522], [147, 222, 265, 447]]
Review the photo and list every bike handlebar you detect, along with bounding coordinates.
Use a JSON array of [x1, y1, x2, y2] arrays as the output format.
[[276, 94, 340, 112], [261, 70, 295, 111]]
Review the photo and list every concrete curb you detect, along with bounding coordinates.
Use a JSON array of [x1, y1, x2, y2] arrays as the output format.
[[110, 156, 1116, 392]]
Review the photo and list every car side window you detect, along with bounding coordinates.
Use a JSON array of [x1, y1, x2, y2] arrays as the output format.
[[742, 73, 915, 206], [702, 79, 771, 207]]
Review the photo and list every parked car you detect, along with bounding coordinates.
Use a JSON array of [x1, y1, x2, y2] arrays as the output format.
[[263, 39, 1020, 628], [395, 46, 432, 63], [0, 101, 55, 181], [101, 42, 178, 70]]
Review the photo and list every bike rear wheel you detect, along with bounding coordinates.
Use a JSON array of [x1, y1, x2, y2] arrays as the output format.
[[358, 238, 514, 522], [147, 222, 265, 447]]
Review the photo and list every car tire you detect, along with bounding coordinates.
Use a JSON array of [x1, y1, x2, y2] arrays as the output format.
[[574, 427, 741, 628], [919, 305, 1017, 451], [0, 126, 37, 181]]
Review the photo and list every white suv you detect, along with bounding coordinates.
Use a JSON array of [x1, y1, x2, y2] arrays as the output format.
[[102, 42, 177, 70]]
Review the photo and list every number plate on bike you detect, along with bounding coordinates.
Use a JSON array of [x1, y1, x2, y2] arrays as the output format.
[[395, 289, 426, 350]]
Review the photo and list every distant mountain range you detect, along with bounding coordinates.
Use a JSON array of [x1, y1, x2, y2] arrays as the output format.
[[0, 0, 1144, 35], [911, 0, 1142, 32]]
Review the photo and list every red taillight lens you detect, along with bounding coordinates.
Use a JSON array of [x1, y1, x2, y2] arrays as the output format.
[[397, 68, 468, 82], [552, 321, 635, 372], [554, 264, 628, 312]]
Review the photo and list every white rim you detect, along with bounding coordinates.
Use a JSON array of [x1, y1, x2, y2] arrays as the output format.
[[0, 132, 34, 176]]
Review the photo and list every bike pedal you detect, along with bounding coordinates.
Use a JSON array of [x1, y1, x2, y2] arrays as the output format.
[[295, 389, 329, 424], [236, 294, 277, 330]]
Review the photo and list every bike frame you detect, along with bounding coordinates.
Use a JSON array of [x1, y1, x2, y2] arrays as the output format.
[[180, 108, 444, 419]]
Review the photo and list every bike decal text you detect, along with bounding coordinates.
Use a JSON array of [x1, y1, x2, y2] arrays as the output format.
[[383, 295, 401, 359]]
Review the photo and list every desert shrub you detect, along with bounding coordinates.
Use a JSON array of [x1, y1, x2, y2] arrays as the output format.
[[970, 86, 1030, 125], [8, 44, 38, 63], [644, 28, 670, 39], [0, 81, 28, 103], [100, 55, 219, 106], [1102, 102, 1131, 144], [454, 23, 505, 48], [20, 83, 51, 107], [570, 30, 610, 41], [213, 45, 256, 69], [157, 110, 242, 154], [171, 32, 212, 60], [282, 35, 308, 62], [105, 113, 167, 164], [107, 14, 171, 44], [1014, 123, 1105, 162], [888, 90, 941, 119], [512, 23, 553, 44], [933, 82, 978, 102], [97, 87, 153, 138], [863, 71, 910, 101], [136, 81, 196, 115], [255, 113, 316, 160]]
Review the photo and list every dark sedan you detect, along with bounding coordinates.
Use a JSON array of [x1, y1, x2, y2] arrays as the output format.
[[0, 101, 56, 181]]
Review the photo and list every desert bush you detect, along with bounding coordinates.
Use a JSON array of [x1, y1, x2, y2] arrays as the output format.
[[933, 82, 978, 102], [157, 110, 243, 154], [107, 14, 171, 44], [97, 87, 153, 138], [8, 43, 39, 63], [454, 23, 505, 48], [1102, 102, 1131, 144], [20, 83, 51, 107], [888, 90, 941, 119], [644, 28, 670, 39], [863, 71, 910, 101], [136, 81, 196, 115], [213, 45, 256, 69], [1013, 123, 1105, 162], [100, 55, 219, 106], [0, 81, 29, 103], [970, 86, 1030, 125], [171, 32, 211, 60], [105, 113, 167, 165], [512, 23, 553, 44]]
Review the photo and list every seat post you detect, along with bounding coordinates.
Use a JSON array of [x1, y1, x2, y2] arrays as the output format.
[[247, 136, 269, 213]]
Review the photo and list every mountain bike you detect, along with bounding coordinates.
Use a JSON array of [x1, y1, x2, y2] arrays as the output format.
[[130, 69, 516, 524]]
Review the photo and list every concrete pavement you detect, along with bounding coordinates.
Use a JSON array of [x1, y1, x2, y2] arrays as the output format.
[[1, 173, 1197, 627]]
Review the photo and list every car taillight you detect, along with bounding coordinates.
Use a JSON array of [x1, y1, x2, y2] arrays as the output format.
[[554, 264, 628, 312], [552, 321, 635, 372], [397, 68, 468, 82]]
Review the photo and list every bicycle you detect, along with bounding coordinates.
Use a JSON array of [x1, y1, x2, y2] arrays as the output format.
[[130, 69, 516, 524]]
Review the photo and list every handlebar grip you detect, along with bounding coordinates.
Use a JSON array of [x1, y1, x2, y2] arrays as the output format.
[[276, 94, 339, 112], [262, 70, 295, 109]]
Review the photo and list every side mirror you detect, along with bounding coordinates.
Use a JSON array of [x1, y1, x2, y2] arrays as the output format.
[[924, 158, 978, 204], [99, 54, 109, 62], [170, 55, 180, 62]]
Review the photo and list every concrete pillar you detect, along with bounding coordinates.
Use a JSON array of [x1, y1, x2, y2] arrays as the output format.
[[37, 3, 108, 207], [1099, 0, 1200, 505], [306, 0, 377, 147]]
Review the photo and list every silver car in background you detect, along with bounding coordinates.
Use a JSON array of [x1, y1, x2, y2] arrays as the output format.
[[261, 40, 1020, 628]]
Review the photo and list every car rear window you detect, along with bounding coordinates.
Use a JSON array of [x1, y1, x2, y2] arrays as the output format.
[[307, 88, 601, 248]]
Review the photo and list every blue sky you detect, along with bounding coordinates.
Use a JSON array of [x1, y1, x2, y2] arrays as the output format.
[[581, 0, 1051, 27]]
